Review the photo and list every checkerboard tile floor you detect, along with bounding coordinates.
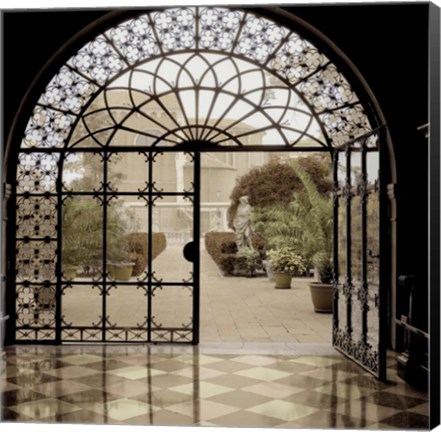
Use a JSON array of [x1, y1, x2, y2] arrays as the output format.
[[1, 345, 429, 429]]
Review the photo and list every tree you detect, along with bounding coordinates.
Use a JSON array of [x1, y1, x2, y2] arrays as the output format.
[[253, 160, 333, 282], [227, 153, 332, 227]]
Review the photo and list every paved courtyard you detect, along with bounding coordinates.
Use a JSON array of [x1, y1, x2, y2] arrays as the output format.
[[165, 245, 332, 345], [62, 245, 332, 345]]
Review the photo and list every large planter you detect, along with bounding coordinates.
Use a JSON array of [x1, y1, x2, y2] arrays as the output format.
[[309, 282, 333, 313], [107, 263, 134, 281], [63, 266, 78, 281], [274, 272, 292, 289]]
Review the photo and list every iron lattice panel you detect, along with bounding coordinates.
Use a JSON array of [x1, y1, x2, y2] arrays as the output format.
[[332, 130, 384, 379]]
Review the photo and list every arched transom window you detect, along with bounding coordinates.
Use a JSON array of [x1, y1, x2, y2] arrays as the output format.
[[20, 7, 374, 153]]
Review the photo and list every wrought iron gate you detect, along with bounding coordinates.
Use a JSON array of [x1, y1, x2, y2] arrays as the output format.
[[15, 149, 200, 344], [59, 149, 199, 343], [332, 130, 386, 379]]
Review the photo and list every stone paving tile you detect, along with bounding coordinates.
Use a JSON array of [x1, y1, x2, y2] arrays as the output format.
[[198, 246, 332, 344]]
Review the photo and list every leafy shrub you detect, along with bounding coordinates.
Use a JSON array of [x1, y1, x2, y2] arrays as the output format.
[[267, 247, 306, 276], [205, 232, 266, 276], [126, 232, 167, 276], [227, 154, 332, 228], [227, 160, 299, 228]]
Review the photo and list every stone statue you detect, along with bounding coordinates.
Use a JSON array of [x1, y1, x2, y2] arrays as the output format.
[[233, 196, 254, 250]]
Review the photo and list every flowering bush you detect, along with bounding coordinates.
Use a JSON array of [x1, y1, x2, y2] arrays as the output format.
[[267, 247, 306, 276]]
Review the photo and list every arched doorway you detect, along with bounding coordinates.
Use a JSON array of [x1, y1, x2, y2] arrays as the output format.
[[3, 6, 395, 380]]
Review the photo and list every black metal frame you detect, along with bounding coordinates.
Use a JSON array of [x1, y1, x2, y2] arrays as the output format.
[[13, 147, 201, 344], [332, 127, 386, 380]]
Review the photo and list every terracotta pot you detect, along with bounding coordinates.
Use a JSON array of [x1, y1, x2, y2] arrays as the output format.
[[274, 272, 292, 289], [309, 282, 333, 313]]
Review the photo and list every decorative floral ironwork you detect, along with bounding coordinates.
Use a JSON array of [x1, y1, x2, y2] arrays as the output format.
[[16, 240, 57, 283], [16, 284, 56, 327], [16, 196, 58, 239], [105, 15, 159, 65], [270, 32, 329, 85], [67, 35, 123, 85], [321, 104, 371, 147], [235, 15, 286, 64], [19, 6, 373, 152], [17, 153, 60, 194], [22, 107, 76, 149], [199, 7, 243, 51], [38, 66, 96, 114], [153, 8, 196, 52]]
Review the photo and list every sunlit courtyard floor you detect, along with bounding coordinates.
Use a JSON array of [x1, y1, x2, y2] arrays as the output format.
[[61, 244, 331, 345], [198, 245, 332, 344]]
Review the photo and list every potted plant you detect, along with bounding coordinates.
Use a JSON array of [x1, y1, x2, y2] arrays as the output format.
[[266, 247, 306, 289], [308, 253, 333, 312], [107, 237, 135, 281], [253, 205, 304, 282], [290, 161, 334, 313]]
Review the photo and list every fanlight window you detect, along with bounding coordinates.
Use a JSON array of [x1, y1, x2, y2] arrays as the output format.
[[21, 6, 374, 151]]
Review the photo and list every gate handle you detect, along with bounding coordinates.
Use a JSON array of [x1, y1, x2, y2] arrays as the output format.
[[183, 241, 196, 263]]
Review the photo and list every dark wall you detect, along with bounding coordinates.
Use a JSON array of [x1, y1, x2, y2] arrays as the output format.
[[2, 4, 430, 324]]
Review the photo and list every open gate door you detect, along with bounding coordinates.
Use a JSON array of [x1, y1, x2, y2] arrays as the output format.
[[332, 131, 387, 380]]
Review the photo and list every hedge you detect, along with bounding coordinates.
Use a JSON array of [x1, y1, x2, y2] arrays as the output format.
[[204, 232, 266, 276], [126, 232, 167, 276]]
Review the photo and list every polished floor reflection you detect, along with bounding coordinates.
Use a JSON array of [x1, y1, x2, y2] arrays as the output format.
[[1, 345, 429, 428]]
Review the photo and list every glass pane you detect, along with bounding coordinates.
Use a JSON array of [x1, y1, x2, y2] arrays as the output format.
[[151, 285, 193, 342], [367, 151, 379, 186], [106, 284, 148, 342], [108, 152, 149, 193], [337, 284, 347, 335], [152, 196, 193, 283], [337, 199, 347, 280], [337, 199, 347, 333], [337, 151, 346, 189], [62, 284, 103, 341], [62, 196, 103, 281], [350, 194, 363, 342], [106, 196, 141, 280], [350, 151, 362, 190], [367, 295, 379, 348], [367, 190, 380, 348], [153, 152, 194, 193], [350, 195, 362, 283], [62, 152, 103, 192]]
